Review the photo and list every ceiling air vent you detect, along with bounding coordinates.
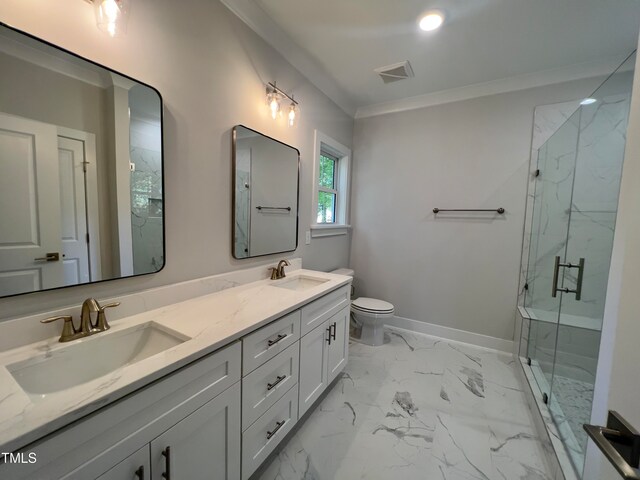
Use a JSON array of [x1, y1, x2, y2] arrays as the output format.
[[374, 60, 414, 84]]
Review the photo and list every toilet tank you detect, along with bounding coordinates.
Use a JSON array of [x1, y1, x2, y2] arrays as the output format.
[[331, 268, 354, 277]]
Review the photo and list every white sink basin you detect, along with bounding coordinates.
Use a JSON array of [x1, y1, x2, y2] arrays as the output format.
[[272, 275, 329, 291], [8, 322, 188, 398]]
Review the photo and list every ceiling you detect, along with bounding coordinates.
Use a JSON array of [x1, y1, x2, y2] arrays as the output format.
[[223, 0, 640, 117]]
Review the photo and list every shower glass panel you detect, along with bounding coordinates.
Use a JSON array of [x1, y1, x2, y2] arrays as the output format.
[[524, 109, 580, 395], [549, 53, 635, 472], [523, 52, 635, 475]]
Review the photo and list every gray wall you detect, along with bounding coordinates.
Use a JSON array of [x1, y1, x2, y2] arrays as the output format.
[[351, 78, 603, 341], [0, 0, 353, 320]]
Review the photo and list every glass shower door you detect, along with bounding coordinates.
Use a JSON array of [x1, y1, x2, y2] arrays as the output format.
[[524, 108, 581, 397], [548, 53, 635, 474]]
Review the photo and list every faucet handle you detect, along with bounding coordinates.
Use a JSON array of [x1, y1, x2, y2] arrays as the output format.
[[41, 315, 77, 342], [269, 267, 279, 280], [95, 301, 120, 331]]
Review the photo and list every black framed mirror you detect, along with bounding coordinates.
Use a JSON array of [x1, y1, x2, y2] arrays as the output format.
[[0, 23, 165, 298], [232, 125, 299, 259]]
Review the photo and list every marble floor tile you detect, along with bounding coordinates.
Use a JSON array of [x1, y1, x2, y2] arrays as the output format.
[[254, 327, 554, 480]]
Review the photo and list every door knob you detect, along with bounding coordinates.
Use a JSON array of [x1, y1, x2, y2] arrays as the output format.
[[34, 252, 60, 262]]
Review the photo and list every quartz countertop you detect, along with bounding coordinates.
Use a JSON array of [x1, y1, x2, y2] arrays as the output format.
[[0, 269, 351, 453]]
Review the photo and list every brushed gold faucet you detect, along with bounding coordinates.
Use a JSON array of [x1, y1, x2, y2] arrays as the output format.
[[269, 259, 291, 280], [41, 298, 121, 342]]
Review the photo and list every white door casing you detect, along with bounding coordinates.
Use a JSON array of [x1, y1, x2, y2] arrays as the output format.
[[57, 126, 101, 283], [57, 136, 90, 286]]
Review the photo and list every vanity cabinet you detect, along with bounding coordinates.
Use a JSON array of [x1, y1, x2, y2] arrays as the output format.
[[1, 283, 351, 480], [299, 305, 350, 418], [2, 342, 241, 480]]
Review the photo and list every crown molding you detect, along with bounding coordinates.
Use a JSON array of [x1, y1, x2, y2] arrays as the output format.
[[220, 0, 357, 117], [355, 55, 628, 119]]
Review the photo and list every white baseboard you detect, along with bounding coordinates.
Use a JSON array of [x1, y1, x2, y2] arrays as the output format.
[[386, 316, 514, 353]]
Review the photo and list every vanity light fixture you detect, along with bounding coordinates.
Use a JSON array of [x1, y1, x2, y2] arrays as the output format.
[[86, 0, 131, 37], [419, 11, 445, 32], [580, 98, 597, 105], [266, 82, 299, 126]]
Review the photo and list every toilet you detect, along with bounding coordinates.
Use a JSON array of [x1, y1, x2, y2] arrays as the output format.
[[331, 268, 394, 346]]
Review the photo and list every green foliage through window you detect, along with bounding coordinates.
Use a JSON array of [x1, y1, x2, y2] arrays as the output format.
[[317, 153, 337, 223], [319, 154, 335, 188]]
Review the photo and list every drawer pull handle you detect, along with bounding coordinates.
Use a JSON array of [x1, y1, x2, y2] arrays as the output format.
[[267, 375, 286, 391], [268, 333, 287, 347], [135, 466, 144, 480], [162, 446, 171, 479], [266, 420, 286, 439], [330, 322, 337, 341]]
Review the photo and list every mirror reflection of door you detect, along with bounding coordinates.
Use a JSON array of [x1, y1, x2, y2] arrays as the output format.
[[0, 113, 99, 297]]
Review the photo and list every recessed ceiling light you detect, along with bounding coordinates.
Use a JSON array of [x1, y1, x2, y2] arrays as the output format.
[[580, 98, 597, 105], [419, 12, 444, 32]]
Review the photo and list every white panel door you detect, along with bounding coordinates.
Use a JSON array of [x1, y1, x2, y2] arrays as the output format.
[[150, 383, 241, 480], [298, 320, 330, 418], [0, 113, 63, 296], [327, 306, 350, 384], [58, 136, 90, 285]]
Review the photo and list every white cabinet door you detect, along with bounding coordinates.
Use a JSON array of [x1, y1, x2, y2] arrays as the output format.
[[150, 382, 241, 480], [327, 306, 349, 384], [298, 319, 330, 418], [96, 445, 150, 480]]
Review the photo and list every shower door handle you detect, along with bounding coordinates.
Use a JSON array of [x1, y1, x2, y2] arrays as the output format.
[[584, 411, 640, 479], [551, 256, 585, 301]]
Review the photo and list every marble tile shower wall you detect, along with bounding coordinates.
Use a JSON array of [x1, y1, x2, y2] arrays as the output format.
[[130, 146, 164, 274], [516, 92, 631, 356]]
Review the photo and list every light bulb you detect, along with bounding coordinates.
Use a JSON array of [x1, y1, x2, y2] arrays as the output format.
[[580, 98, 597, 106], [102, 0, 120, 22], [269, 97, 280, 119], [419, 12, 444, 31], [94, 0, 130, 37], [288, 103, 297, 127]]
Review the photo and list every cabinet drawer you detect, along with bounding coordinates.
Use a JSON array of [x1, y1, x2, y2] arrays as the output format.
[[242, 310, 300, 375], [242, 342, 299, 430], [301, 285, 350, 336], [241, 385, 298, 480]]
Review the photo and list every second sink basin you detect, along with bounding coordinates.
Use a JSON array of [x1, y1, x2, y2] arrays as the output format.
[[8, 322, 189, 398], [272, 275, 329, 291]]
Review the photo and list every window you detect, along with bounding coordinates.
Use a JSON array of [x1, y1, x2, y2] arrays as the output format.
[[317, 152, 338, 223], [312, 131, 351, 233]]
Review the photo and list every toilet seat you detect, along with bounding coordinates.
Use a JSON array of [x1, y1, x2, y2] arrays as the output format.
[[351, 297, 394, 314]]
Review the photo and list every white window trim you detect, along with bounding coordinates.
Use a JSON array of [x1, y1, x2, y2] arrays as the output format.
[[311, 130, 351, 237]]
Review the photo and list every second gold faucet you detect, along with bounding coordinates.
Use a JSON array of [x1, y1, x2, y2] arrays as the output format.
[[269, 260, 291, 280]]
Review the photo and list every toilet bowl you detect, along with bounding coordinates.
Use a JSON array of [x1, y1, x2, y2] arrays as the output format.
[[331, 269, 395, 347]]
